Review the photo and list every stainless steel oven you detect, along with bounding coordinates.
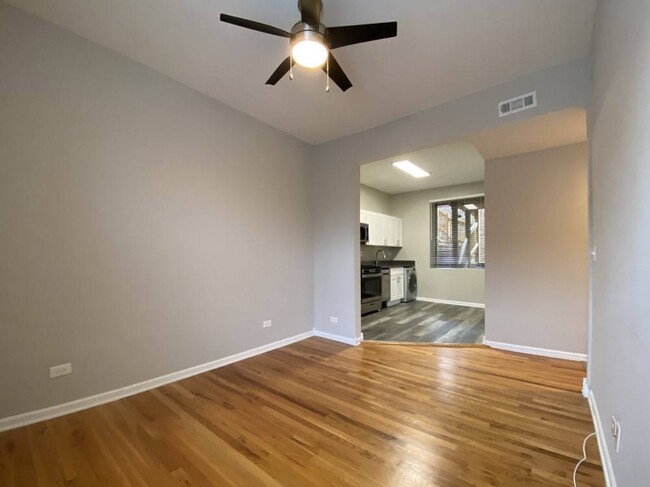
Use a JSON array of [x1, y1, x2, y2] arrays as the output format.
[[361, 265, 382, 315]]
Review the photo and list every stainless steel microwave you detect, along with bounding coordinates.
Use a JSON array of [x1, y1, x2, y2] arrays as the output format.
[[360, 223, 369, 244]]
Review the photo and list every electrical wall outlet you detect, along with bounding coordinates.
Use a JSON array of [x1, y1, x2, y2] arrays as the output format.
[[591, 246, 598, 262], [330, 316, 339, 324], [50, 363, 72, 378], [611, 416, 622, 452], [262, 320, 272, 328]]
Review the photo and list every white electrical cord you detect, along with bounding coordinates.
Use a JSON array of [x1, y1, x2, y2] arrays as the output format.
[[573, 432, 597, 487]]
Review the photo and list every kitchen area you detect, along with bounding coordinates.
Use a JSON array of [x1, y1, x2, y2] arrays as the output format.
[[358, 148, 486, 344], [360, 207, 424, 340], [360, 202, 484, 345], [360, 209, 417, 315]]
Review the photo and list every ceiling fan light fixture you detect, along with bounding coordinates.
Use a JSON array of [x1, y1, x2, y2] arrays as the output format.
[[292, 40, 328, 68], [291, 29, 328, 68], [220, 1, 398, 90]]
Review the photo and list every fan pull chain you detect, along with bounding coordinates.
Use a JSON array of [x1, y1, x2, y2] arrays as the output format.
[[289, 45, 294, 80], [325, 55, 330, 92]]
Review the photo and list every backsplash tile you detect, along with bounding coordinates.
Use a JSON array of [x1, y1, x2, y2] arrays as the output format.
[[360, 245, 401, 262]]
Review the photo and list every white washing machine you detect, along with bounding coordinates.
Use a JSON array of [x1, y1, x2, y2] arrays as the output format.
[[402, 266, 417, 303]]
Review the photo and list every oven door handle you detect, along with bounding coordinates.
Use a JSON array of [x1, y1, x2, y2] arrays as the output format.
[[361, 273, 381, 279]]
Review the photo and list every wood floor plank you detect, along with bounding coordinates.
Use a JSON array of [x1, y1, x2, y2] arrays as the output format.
[[0, 338, 604, 486]]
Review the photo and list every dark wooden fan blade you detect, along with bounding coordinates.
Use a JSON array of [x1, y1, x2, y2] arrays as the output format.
[[299, 0, 322, 28], [220, 13, 290, 38], [327, 22, 397, 49], [266, 57, 295, 85], [322, 53, 352, 92]]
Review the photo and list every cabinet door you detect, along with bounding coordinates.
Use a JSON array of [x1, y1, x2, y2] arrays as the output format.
[[390, 275, 398, 301], [380, 216, 401, 247], [395, 275, 404, 299], [386, 216, 396, 246], [394, 218, 403, 247], [366, 212, 384, 245], [366, 212, 401, 247], [380, 214, 390, 246]]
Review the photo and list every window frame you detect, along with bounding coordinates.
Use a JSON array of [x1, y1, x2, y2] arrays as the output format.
[[429, 193, 485, 270]]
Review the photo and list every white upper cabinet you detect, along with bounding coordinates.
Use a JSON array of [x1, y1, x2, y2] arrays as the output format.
[[362, 210, 403, 247], [366, 211, 386, 245], [393, 218, 402, 247], [386, 217, 402, 247]]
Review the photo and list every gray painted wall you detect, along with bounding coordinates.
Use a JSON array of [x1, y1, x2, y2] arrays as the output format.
[[313, 59, 591, 341], [589, 0, 650, 483], [390, 183, 485, 304], [360, 184, 391, 214], [485, 144, 589, 353], [0, 1, 603, 430], [0, 5, 313, 418]]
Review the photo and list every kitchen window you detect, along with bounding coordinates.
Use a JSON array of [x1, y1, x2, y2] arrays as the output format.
[[430, 195, 485, 269]]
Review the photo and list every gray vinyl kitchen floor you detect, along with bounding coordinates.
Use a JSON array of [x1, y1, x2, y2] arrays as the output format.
[[361, 300, 485, 344]]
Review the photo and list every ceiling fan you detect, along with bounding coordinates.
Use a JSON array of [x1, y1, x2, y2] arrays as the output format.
[[220, 0, 398, 92]]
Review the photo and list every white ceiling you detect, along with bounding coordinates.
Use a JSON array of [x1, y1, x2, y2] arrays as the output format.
[[361, 107, 587, 195], [467, 107, 587, 160], [8, 0, 596, 144], [361, 142, 485, 195]]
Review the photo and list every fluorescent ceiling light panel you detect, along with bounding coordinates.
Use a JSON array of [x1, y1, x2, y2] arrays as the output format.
[[464, 204, 478, 210], [392, 160, 430, 178]]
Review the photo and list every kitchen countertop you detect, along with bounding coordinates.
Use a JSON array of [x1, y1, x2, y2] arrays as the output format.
[[361, 260, 415, 269]]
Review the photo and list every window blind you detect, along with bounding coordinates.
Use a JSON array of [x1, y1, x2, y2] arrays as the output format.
[[430, 195, 485, 269]]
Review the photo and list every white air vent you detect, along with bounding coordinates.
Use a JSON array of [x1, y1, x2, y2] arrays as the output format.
[[498, 91, 537, 117]]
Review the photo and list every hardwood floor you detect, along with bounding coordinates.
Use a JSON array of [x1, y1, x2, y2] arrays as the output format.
[[0, 338, 604, 486], [362, 301, 485, 343]]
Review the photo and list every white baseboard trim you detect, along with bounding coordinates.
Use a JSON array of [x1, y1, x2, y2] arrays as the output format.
[[313, 330, 362, 346], [483, 339, 587, 361], [0, 330, 314, 433], [417, 297, 485, 309], [587, 390, 617, 487]]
